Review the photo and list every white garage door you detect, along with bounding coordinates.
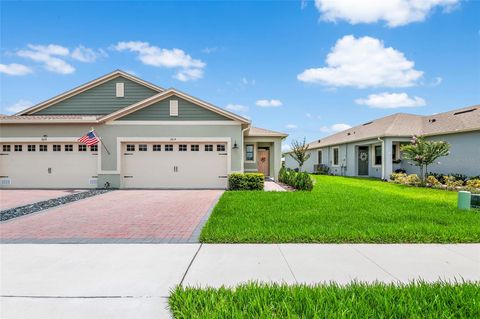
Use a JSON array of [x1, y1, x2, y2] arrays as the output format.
[[0, 143, 98, 188], [121, 142, 228, 189]]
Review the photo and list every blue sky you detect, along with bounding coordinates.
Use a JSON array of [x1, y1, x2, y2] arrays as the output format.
[[1, 0, 479, 149]]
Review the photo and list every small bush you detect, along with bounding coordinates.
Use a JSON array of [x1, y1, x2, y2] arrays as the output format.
[[426, 175, 441, 187], [390, 173, 407, 184], [466, 179, 480, 189], [293, 172, 314, 191], [228, 173, 264, 191], [406, 174, 421, 186], [443, 176, 464, 190]]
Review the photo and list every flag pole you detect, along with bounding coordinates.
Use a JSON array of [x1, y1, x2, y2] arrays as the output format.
[[91, 127, 110, 155]]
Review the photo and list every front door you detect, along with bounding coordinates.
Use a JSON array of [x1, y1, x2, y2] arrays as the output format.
[[257, 149, 270, 177], [358, 146, 369, 176]]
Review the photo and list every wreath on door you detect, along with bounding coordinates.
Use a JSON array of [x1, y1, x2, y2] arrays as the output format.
[[359, 153, 368, 161], [260, 157, 266, 163]]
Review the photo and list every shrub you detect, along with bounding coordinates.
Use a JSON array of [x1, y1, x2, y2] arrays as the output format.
[[314, 164, 330, 175], [293, 172, 314, 191], [450, 173, 468, 184], [228, 173, 264, 191], [443, 176, 464, 190], [390, 173, 407, 184], [466, 179, 480, 189], [406, 174, 421, 186], [394, 168, 406, 174], [426, 175, 441, 187]]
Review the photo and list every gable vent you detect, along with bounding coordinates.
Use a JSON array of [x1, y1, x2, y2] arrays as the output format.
[[116, 82, 125, 98], [170, 100, 179, 116], [453, 108, 476, 116]]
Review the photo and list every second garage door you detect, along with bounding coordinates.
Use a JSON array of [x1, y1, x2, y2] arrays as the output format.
[[121, 142, 228, 189]]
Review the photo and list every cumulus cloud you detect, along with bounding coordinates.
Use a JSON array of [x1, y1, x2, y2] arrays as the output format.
[[202, 47, 218, 54], [2, 99, 34, 114], [0, 63, 32, 76], [71, 45, 106, 63], [320, 123, 352, 133], [314, 0, 460, 27], [285, 124, 297, 129], [225, 104, 249, 112], [114, 41, 205, 81], [298, 35, 423, 88], [355, 92, 426, 109], [17, 44, 75, 74], [256, 99, 283, 107]]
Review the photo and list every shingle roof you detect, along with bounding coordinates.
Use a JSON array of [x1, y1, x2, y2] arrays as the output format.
[[246, 126, 288, 137], [307, 105, 479, 149]]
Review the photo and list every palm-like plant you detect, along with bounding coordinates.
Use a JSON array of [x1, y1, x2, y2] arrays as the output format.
[[289, 138, 311, 171], [401, 135, 450, 183]]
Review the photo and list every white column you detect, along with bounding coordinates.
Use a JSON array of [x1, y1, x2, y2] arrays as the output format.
[[384, 138, 393, 180]]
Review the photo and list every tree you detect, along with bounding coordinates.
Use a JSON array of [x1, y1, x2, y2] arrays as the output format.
[[401, 135, 450, 183], [289, 138, 311, 171]]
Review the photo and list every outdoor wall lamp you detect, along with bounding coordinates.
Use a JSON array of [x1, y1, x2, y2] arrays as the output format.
[[232, 140, 239, 149]]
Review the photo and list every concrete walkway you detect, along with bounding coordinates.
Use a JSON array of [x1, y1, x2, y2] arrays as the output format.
[[1, 244, 479, 319]]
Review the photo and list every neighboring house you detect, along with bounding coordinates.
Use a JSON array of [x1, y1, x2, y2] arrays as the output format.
[[0, 70, 287, 189], [285, 106, 479, 179]]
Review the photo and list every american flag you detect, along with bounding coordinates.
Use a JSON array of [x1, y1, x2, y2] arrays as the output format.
[[78, 130, 100, 146]]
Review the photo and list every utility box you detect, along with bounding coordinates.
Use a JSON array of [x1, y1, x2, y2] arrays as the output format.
[[472, 194, 480, 209], [458, 191, 471, 210]]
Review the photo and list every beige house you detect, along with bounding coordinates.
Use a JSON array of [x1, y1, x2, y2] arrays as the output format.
[[0, 70, 287, 189]]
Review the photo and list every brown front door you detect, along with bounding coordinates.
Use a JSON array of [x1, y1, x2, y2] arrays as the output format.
[[257, 149, 270, 177]]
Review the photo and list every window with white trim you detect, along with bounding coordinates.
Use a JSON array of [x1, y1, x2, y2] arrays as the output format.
[[78, 145, 87, 152], [3, 145, 11, 152], [153, 145, 161, 151], [116, 82, 124, 98], [217, 144, 226, 152], [374, 145, 382, 166], [14, 145, 22, 152], [40, 145, 48, 152], [332, 147, 339, 166], [53, 145, 61, 152], [28, 145, 36, 152], [205, 144, 213, 152], [65, 145, 73, 152], [90, 145, 98, 152], [165, 144, 173, 151], [126, 144, 135, 152], [191, 144, 199, 151], [179, 144, 187, 151], [245, 144, 254, 161], [139, 144, 148, 152], [170, 100, 179, 116]]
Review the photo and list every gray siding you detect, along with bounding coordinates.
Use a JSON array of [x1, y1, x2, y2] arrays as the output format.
[[119, 96, 232, 121], [36, 76, 158, 115]]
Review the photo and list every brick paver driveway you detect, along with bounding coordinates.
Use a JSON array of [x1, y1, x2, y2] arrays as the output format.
[[0, 189, 82, 211], [0, 190, 223, 243]]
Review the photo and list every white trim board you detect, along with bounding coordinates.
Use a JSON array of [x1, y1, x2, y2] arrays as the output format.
[[106, 121, 240, 126]]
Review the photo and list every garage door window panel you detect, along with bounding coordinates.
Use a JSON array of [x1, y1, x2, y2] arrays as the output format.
[[39, 145, 48, 152], [78, 145, 87, 152], [3, 145, 11, 152], [139, 144, 148, 152], [165, 145, 173, 152], [179, 144, 187, 152], [153, 145, 161, 151], [191, 145, 199, 151], [217, 144, 226, 152], [65, 145, 73, 152], [53, 145, 61, 152], [90, 145, 98, 152], [205, 145, 213, 152], [126, 144, 135, 152], [14, 145, 22, 152], [27, 145, 36, 152]]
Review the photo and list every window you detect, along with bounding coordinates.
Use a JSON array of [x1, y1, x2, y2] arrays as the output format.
[[332, 147, 339, 166], [78, 145, 87, 152], [153, 145, 161, 151], [28, 145, 36, 152], [116, 82, 124, 97], [40, 145, 48, 152], [205, 144, 213, 152], [191, 144, 199, 151], [165, 144, 173, 151], [3, 145, 11, 152], [179, 144, 187, 151], [139, 144, 148, 152], [318, 150, 322, 164], [126, 144, 135, 152], [217, 144, 226, 152], [170, 100, 178, 116], [65, 145, 73, 152], [53, 145, 61, 152], [246, 144, 254, 161], [392, 143, 398, 160], [374, 145, 382, 166], [90, 145, 98, 152], [14, 145, 22, 152]]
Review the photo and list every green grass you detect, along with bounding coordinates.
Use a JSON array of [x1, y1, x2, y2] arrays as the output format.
[[200, 175, 480, 243], [169, 282, 480, 319]]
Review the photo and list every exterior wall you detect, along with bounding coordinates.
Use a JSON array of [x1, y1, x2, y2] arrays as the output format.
[[244, 137, 284, 180], [35, 76, 158, 115], [284, 149, 318, 173], [119, 95, 232, 121]]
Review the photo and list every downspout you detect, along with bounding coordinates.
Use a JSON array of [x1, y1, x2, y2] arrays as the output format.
[[377, 137, 385, 180], [240, 125, 250, 173]]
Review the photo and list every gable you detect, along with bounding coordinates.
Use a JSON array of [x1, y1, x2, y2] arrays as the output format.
[[117, 95, 233, 121], [35, 76, 158, 115]]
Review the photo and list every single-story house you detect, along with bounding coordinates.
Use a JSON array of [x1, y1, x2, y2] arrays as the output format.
[[0, 70, 287, 189], [285, 105, 479, 179]]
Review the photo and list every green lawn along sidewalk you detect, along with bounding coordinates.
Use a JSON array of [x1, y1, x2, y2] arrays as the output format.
[[200, 175, 480, 243], [169, 282, 480, 319]]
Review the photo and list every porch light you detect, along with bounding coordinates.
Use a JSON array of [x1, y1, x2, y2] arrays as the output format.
[[232, 141, 239, 149]]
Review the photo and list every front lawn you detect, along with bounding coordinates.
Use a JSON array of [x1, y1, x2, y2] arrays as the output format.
[[169, 282, 480, 319], [200, 175, 480, 243]]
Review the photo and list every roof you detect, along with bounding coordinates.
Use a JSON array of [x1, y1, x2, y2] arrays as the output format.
[[246, 126, 288, 137], [0, 115, 102, 124], [307, 105, 480, 150]]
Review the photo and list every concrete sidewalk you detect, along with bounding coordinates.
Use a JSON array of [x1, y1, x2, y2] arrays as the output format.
[[1, 244, 479, 318]]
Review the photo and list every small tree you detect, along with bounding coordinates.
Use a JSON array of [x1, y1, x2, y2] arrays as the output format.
[[401, 135, 450, 183], [289, 138, 311, 171]]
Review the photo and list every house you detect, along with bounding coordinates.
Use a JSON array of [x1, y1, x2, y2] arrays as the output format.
[[0, 70, 287, 189], [285, 106, 480, 179]]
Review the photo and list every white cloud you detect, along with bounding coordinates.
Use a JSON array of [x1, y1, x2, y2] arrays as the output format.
[[241, 77, 256, 85], [0, 63, 32, 76], [225, 104, 249, 113], [202, 47, 218, 54], [71, 45, 105, 63], [282, 143, 291, 152], [306, 113, 322, 120], [429, 76, 443, 87], [315, 0, 460, 27], [114, 41, 205, 81], [17, 44, 75, 74], [256, 99, 283, 107], [355, 92, 426, 109], [320, 123, 352, 133], [3, 99, 33, 114], [285, 124, 297, 129], [297, 35, 423, 88]]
